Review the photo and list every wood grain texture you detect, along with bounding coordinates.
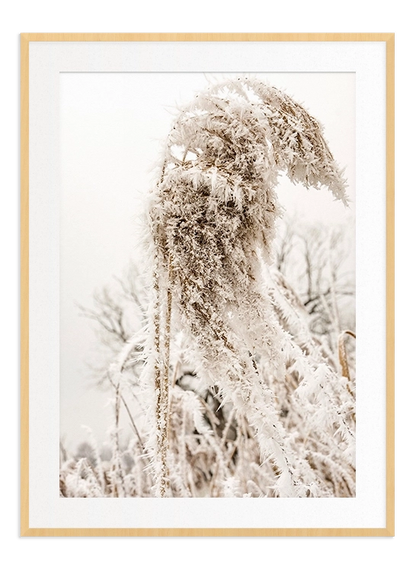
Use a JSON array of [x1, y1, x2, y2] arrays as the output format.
[[20, 32, 395, 538], [385, 33, 395, 538], [21, 527, 394, 537], [20, 32, 393, 42], [20, 33, 30, 538]]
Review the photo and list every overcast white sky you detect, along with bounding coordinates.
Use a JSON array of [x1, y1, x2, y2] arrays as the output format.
[[60, 72, 355, 452]]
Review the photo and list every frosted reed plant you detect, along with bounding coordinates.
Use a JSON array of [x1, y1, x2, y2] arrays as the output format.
[[141, 76, 354, 497]]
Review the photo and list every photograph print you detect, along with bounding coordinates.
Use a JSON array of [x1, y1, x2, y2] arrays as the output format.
[[59, 72, 356, 499]]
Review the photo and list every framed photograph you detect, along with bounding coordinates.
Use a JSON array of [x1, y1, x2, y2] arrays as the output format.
[[20, 33, 394, 537]]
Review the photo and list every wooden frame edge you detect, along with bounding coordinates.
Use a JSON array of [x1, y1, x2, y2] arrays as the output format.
[[21, 527, 394, 537], [385, 32, 395, 538], [20, 32, 394, 43], [20, 32, 30, 538]]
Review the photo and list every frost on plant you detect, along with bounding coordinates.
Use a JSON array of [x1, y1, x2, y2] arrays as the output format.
[[60, 77, 355, 499]]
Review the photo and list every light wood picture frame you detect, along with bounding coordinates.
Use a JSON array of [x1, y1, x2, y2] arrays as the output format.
[[20, 33, 394, 537]]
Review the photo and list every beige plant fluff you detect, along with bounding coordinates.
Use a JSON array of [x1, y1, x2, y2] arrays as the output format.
[[145, 77, 352, 497]]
